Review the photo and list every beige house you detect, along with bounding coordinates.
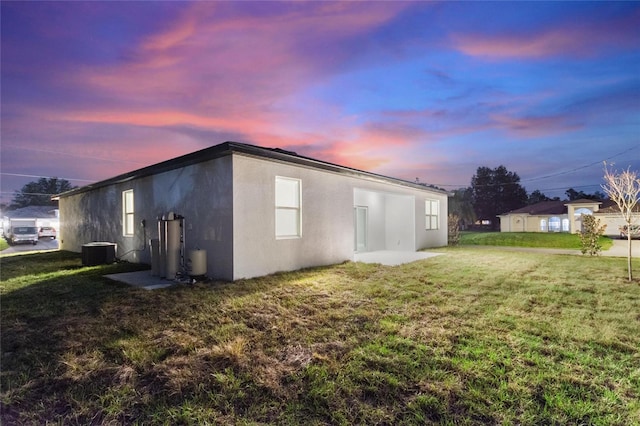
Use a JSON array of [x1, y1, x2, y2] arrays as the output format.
[[498, 199, 630, 236]]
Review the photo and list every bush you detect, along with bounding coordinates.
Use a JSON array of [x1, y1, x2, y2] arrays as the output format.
[[580, 215, 607, 256], [448, 214, 460, 246]]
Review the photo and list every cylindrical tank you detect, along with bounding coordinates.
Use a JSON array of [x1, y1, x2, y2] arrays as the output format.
[[149, 238, 160, 276], [158, 220, 167, 278], [187, 249, 207, 277], [166, 220, 181, 279]]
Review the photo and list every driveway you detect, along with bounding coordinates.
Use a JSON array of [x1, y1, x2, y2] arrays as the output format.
[[1, 237, 59, 255], [603, 239, 640, 257]]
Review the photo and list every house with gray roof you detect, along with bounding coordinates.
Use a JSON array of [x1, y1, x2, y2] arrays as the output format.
[[498, 198, 634, 236], [55, 142, 448, 281]]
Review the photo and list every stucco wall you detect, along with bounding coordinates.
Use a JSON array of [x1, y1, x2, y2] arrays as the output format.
[[414, 192, 448, 250], [232, 155, 355, 279], [60, 156, 235, 280], [232, 154, 448, 279], [60, 151, 448, 281]]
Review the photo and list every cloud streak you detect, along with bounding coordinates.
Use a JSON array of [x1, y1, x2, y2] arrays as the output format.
[[1, 1, 639, 203], [452, 7, 640, 59]]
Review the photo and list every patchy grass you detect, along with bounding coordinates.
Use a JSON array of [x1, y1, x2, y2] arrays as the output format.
[[0, 238, 9, 252], [1, 249, 639, 424], [460, 231, 613, 250]]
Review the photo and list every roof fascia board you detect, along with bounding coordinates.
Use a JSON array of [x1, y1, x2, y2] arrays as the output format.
[[56, 141, 448, 199]]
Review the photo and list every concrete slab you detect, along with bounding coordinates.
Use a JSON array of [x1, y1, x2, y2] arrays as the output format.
[[104, 270, 176, 290], [354, 250, 443, 266]]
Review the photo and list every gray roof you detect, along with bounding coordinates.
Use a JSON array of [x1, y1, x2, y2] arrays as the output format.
[[3, 206, 58, 219], [502, 199, 607, 216], [504, 200, 568, 215], [56, 141, 448, 199]]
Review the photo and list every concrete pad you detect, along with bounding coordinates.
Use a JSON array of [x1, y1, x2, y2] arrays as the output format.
[[354, 250, 443, 266], [104, 270, 176, 290]]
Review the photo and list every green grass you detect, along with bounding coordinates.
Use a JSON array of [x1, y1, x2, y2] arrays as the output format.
[[460, 231, 614, 250], [0, 238, 9, 252], [1, 249, 639, 424]]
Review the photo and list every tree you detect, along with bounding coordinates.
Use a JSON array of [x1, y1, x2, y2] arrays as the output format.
[[11, 177, 76, 208], [602, 163, 640, 281], [565, 188, 606, 201], [448, 188, 476, 230], [470, 165, 528, 230], [528, 189, 552, 205]]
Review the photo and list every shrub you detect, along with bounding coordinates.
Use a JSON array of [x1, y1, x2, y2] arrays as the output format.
[[448, 214, 460, 246], [580, 214, 606, 256]]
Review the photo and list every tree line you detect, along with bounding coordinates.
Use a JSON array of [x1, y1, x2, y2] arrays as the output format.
[[449, 165, 607, 230], [3, 178, 76, 211]]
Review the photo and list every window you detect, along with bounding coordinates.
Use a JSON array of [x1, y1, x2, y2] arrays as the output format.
[[540, 219, 547, 232], [122, 190, 134, 236], [549, 217, 561, 232], [574, 208, 592, 217], [562, 219, 570, 232], [425, 199, 439, 230], [275, 177, 301, 238]]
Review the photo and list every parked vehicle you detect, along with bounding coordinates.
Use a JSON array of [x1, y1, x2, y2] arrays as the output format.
[[8, 226, 39, 245], [620, 225, 640, 239], [39, 226, 56, 239]]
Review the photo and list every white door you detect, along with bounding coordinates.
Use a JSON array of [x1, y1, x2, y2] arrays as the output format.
[[354, 206, 368, 252]]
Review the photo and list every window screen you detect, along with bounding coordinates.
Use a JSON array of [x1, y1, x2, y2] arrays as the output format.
[[425, 199, 439, 230], [122, 190, 135, 236], [275, 177, 301, 238]]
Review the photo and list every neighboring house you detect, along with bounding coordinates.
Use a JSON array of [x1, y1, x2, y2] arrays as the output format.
[[2, 206, 60, 236], [55, 141, 449, 281], [498, 199, 636, 236]]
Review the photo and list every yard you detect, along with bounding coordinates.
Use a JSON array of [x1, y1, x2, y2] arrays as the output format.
[[1, 249, 639, 424]]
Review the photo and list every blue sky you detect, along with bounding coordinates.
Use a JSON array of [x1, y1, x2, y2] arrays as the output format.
[[1, 1, 638, 205]]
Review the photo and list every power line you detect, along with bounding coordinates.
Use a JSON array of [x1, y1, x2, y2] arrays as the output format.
[[3, 145, 148, 166], [1, 173, 95, 183], [426, 144, 639, 189], [524, 144, 639, 183]]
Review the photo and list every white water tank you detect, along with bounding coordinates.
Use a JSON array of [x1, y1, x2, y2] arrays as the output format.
[[166, 220, 181, 279], [187, 249, 207, 277]]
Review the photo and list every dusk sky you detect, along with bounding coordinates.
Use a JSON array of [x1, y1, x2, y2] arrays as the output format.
[[2, 1, 639, 205]]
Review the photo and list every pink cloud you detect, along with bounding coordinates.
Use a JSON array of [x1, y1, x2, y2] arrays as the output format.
[[42, 2, 414, 176], [491, 113, 582, 138], [452, 10, 640, 59]]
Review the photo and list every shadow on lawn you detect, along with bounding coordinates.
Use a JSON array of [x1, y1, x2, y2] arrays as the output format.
[[0, 253, 271, 424]]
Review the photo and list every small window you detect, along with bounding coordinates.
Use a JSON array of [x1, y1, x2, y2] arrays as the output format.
[[122, 190, 134, 236], [540, 219, 547, 232], [562, 219, 570, 232], [425, 199, 439, 230], [549, 217, 561, 232], [275, 177, 301, 238]]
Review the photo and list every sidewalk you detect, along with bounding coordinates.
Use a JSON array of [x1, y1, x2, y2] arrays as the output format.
[[469, 239, 638, 257]]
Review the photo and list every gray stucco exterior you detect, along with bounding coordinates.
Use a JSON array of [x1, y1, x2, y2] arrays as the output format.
[[58, 142, 448, 281]]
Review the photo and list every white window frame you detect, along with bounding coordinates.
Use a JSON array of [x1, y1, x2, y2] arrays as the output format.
[[425, 199, 439, 230], [122, 189, 135, 236], [275, 176, 301, 239]]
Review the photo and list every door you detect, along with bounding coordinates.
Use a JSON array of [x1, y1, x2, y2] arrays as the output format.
[[354, 206, 368, 252]]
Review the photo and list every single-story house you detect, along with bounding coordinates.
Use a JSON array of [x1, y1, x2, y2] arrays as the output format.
[[56, 141, 448, 281], [498, 198, 635, 236], [2, 206, 60, 236]]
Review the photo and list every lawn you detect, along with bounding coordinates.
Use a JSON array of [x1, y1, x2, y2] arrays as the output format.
[[1, 249, 639, 424], [460, 231, 614, 250]]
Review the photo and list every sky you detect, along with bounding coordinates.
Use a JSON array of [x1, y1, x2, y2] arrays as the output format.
[[1, 1, 639, 206]]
